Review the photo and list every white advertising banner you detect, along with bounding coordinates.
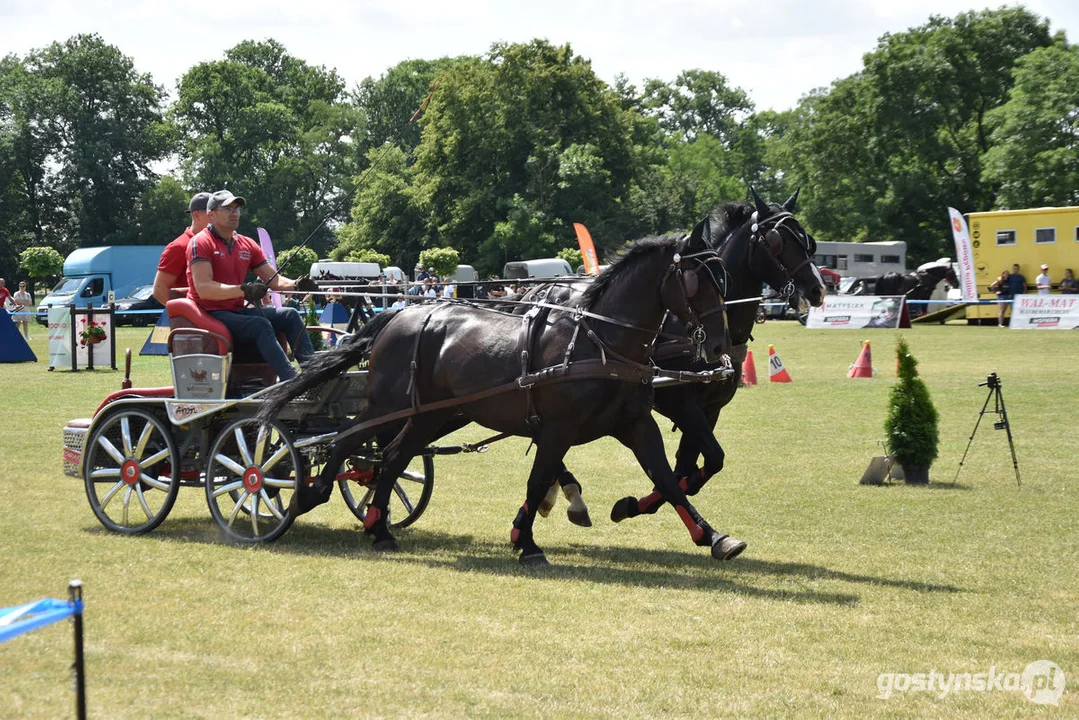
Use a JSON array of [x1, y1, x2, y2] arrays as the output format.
[[75, 312, 114, 367], [947, 207, 979, 302], [806, 295, 905, 329], [47, 306, 73, 368], [1008, 295, 1079, 329]]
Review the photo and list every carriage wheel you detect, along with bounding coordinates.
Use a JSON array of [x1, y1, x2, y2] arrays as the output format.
[[83, 408, 179, 535], [205, 419, 299, 543], [338, 451, 434, 530]]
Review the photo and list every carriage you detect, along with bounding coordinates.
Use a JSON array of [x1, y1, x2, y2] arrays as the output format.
[[62, 298, 438, 544], [62, 190, 826, 564]]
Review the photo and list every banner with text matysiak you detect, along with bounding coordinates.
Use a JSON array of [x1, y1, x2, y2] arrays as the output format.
[[806, 295, 905, 329]]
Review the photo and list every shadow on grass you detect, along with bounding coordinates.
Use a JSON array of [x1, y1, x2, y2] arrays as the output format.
[[112, 518, 973, 605]]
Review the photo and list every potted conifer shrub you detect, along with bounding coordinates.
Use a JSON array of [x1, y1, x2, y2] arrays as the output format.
[[884, 338, 939, 484]]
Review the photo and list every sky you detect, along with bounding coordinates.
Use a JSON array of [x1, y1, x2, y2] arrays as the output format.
[[2, 0, 1078, 112]]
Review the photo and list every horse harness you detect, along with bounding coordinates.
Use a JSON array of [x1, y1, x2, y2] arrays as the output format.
[[333, 247, 732, 445]]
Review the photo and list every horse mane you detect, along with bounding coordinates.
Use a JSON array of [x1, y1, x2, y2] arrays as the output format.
[[707, 201, 755, 247], [579, 234, 681, 308]]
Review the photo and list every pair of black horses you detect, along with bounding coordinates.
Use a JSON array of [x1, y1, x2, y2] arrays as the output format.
[[258, 190, 827, 565]]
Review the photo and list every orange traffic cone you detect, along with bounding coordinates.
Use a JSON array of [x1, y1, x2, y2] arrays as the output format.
[[848, 340, 873, 378], [768, 344, 793, 383], [741, 349, 757, 386]]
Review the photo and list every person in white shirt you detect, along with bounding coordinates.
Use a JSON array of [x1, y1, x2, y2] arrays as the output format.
[[1036, 264, 1051, 295], [12, 281, 33, 338]]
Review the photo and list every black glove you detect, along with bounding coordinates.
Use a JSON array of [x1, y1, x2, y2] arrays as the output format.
[[241, 281, 269, 304], [294, 274, 318, 293]]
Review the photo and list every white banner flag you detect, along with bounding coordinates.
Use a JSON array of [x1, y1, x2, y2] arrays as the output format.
[[1008, 295, 1079, 329], [947, 207, 979, 302], [47, 306, 73, 368], [806, 295, 904, 329]]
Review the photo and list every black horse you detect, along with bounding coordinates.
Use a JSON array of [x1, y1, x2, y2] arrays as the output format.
[[852, 265, 959, 315], [259, 228, 734, 564], [537, 190, 827, 543]]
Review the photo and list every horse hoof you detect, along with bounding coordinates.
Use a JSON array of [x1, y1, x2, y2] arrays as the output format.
[[567, 508, 593, 527], [610, 497, 635, 523], [711, 536, 747, 561], [519, 552, 549, 566], [372, 537, 399, 552]]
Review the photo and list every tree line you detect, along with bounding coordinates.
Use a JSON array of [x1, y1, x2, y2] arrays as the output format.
[[1, 7, 1076, 284]]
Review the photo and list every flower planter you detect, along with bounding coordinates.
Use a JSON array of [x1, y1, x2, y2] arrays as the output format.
[[901, 463, 930, 485]]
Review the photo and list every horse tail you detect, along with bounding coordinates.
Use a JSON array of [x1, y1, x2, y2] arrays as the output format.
[[256, 310, 400, 426]]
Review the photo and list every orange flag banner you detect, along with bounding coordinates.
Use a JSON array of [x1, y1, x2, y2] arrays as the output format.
[[573, 223, 601, 275]]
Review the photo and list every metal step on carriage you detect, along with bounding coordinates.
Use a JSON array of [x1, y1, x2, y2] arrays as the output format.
[[62, 298, 436, 544]]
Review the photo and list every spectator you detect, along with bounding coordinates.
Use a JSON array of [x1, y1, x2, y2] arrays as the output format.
[[1059, 268, 1078, 294], [442, 280, 455, 298], [988, 270, 1012, 327], [187, 190, 316, 381], [423, 278, 437, 298], [1007, 263, 1026, 297], [1036, 264, 1051, 295], [0, 278, 11, 311], [12, 281, 33, 339], [153, 192, 211, 306], [416, 266, 431, 282]]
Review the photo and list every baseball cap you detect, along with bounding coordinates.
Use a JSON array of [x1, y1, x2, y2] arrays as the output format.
[[206, 190, 247, 212], [1041, 264, 1049, 270], [187, 192, 211, 213]]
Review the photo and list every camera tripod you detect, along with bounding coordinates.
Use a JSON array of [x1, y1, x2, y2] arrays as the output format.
[[954, 372, 1021, 486]]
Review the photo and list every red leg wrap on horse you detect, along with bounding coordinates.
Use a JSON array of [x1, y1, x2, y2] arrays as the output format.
[[363, 506, 382, 530], [637, 492, 663, 514], [675, 505, 705, 543]]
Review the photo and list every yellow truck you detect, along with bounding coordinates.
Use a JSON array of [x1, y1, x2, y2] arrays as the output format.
[[964, 206, 1079, 323]]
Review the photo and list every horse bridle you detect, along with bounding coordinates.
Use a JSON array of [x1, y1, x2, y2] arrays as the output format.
[[663, 238, 728, 358], [748, 210, 816, 300]]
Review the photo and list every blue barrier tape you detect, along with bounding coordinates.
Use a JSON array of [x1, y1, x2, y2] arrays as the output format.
[[0, 598, 82, 644]]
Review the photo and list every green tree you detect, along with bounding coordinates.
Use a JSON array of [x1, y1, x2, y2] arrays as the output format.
[[412, 40, 642, 274], [352, 58, 461, 162], [333, 146, 428, 267], [639, 69, 753, 144], [418, 247, 459, 278], [982, 42, 1079, 208], [0, 35, 170, 274], [885, 338, 939, 482], [276, 246, 318, 277], [775, 8, 1053, 262], [134, 176, 190, 245], [19, 246, 64, 293], [171, 39, 361, 255]]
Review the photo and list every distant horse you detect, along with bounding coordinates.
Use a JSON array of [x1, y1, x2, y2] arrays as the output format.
[[259, 227, 734, 564], [854, 265, 959, 315], [536, 189, 827, 545]]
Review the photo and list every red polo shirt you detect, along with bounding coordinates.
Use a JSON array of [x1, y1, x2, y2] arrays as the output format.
[[0, 286, 11, 310], [186, 226, 268, 311], [159, 228, 195, 288]]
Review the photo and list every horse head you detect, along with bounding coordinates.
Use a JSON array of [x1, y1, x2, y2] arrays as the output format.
[[660, 219, 730, 362], [741, 187, 827, 308]]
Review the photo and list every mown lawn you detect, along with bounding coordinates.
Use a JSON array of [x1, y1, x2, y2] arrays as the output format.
[[1, 321, 1075, 718]]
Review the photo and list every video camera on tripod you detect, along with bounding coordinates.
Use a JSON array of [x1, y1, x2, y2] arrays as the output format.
[[955, 371, 1020, 486]]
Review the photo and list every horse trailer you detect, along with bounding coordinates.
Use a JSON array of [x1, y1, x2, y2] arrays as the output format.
[[811, 240, 907, 279], [962, 206, 1079, 323]]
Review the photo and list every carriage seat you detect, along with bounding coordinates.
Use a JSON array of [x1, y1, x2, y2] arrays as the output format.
[[166, 298, 291, 394]]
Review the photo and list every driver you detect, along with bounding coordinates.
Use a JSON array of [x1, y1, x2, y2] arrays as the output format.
[[186, 190, 316, 381]]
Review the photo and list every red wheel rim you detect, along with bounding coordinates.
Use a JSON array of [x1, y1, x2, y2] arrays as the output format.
[[242, 466, 263, 493], [121, 459, 141, 486]]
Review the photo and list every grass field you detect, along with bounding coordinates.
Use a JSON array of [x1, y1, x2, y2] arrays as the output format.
[[1, 321, 1076, 718]]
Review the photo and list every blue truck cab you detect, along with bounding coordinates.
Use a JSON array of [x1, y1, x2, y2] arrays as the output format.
[[36, 245, 166, 325]]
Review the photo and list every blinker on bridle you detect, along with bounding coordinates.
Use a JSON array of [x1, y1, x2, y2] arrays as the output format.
[[749, 210, 816, 298]]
